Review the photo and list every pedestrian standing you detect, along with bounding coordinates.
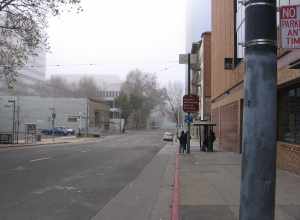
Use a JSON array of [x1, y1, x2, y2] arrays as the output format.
[[177, 131, 186, 154], [208, 130, 216, 152], [183, 131, 188, 153]]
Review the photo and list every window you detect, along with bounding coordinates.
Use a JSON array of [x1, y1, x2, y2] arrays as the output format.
[[67, 116, 78, 123], [278, 0, 300, 6], [278, 85, 300, 144], [236, 0, 245, 59]]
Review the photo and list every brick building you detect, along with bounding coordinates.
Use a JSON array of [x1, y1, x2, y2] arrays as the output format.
[[190, 33, 212, 138], [210, 0, 300, 174]]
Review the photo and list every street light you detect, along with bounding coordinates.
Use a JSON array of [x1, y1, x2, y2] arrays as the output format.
[[8, 100, 16, 144], [49, 107, 56, 142]]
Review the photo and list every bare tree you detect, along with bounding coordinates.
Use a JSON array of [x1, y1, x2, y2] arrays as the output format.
[[116, 69, 165, 130], [75, 76, 98, 98], [0, 0, 82, 87], [163, 81, 184, 127]]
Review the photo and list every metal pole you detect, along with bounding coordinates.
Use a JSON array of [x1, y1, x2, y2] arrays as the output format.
[[50, 108, 55, 143], [240, 1, 277, 220], [12, 101, 15, 144], [86, 100, 89, 137], [8, 100, 16, 144], [16, 104, 20, 144], [187, 54, 191, 154]]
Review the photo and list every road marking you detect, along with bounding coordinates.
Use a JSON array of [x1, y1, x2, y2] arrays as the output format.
[[171, 151, 180, 220], [30, 157, 50, 163], [14, 166, 26, 171]]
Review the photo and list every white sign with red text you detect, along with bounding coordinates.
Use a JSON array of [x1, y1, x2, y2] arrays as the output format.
[[280, 5, 300, 49]]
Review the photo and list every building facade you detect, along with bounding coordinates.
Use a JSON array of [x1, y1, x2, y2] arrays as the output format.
[[190, 32, 212, 138], [186, 0, 211, 93], [210, 0, 300, 174], [0, 96, 110, 137]]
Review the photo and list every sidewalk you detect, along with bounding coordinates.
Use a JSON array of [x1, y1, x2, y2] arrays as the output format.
[[91, 143, 176, 220], [178, 141, 300, 220]]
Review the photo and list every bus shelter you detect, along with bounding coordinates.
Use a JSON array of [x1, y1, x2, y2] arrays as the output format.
[[193, 121, 217, 152]]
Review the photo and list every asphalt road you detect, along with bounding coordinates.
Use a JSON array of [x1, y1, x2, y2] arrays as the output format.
[[0, 130, 167, 220]]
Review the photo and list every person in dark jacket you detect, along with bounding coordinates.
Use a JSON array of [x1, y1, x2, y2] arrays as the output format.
[[208, 130, 216, 152], [178, 131, 187, 154]]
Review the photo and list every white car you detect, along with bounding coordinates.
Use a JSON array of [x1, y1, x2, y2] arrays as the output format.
[[163, 132, 173, 141]]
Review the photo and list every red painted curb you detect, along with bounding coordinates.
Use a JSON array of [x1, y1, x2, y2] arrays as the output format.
[[171, 152, 180, 220]]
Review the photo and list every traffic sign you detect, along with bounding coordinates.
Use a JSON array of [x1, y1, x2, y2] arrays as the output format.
[[185, 115, 193, 123], [183, 94, 199, 113], [280, 5, 300, 48]]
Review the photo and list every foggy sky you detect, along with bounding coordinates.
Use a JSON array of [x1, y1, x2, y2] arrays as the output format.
[[46, 0, 211, 86]]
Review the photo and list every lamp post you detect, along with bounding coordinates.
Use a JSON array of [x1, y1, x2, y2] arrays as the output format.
[[8, 100, 16, 144]]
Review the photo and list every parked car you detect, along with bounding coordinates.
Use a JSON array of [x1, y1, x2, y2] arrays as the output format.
[[41, 127, 68, 136], [163, 132, 174, 142], [66, 128, 75, 135], [41, 128, 52, 135], [55, 127, 68, 136]]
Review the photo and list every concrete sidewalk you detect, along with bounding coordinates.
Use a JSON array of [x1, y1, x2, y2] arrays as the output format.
[[91, 143, 176, 220], [179, 142, 300, 220]]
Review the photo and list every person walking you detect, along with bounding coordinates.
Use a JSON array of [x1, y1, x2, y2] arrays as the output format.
[[177, 131, 186, 154]]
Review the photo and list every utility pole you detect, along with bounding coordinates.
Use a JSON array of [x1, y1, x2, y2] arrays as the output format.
[[187, 54, 191, 154], [239, 1, 277, 220], [16, 104, 20, 144], [50, 108, 56, 142], [8, 100, 16, 144], [86, 100, 89, 137]]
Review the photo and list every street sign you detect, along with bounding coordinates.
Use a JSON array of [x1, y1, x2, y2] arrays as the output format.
[[184, 115, 193, 123], [179, 54, 198, 64], [280, 5, 300, 48], [183, 94, 199, 113]]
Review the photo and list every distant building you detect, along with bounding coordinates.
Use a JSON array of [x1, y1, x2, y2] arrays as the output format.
[[0, 96, 110, 136], [52, 74, 123, 120], [186, 0, 210, 93], [97, 90, 121, 119], [189, 32, 212, 138]]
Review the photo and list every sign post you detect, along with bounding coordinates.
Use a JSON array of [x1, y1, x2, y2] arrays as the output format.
[[280, 4, 300, 48], [179, 54, 198, 154]]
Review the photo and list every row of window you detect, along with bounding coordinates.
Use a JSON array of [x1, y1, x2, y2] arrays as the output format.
[[97, 90, 120, 98]]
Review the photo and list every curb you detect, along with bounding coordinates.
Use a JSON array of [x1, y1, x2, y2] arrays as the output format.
[[170, 151, 180, 220], [0, 139, 102, 150], [0, 141, 70, 149]]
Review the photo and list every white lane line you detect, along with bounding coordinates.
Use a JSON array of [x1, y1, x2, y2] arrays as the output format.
[[30, 157, 50, 163]]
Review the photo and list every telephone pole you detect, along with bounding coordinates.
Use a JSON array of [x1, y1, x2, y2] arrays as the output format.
[[240, 1, 277, 220]]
